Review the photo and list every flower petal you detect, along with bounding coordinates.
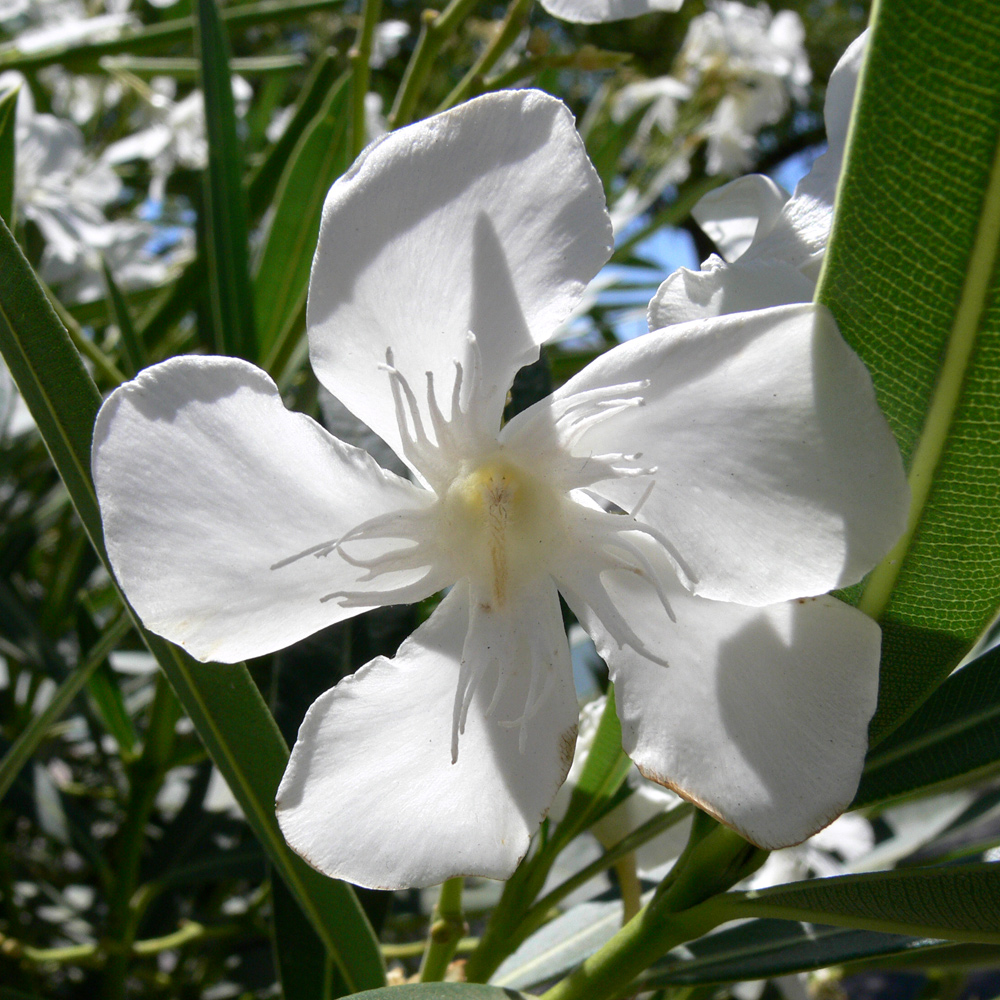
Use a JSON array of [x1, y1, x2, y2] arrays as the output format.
[[93, 356, 440, 663], [539, 0, 682, 24], [306, 89, 612, 467], [691, 174, 790, 263], [792, 30, 866, 211], [647, 254, 815, 328], [551, 304, 909, 605], [276, 580, 579, 889], [572, 566, 880, 850]]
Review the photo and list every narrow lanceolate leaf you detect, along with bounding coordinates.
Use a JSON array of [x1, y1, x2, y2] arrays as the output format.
[[638, 920, 944, 988], [196, 0, 256, 360], [255, 71, 351, 363], [816, 0, 1000, 742], [554, 685, 632, 843], [0, 217, 385, 995], [0, 613, 131, 802], [102, 259, 146, 377], [348, 986, 537, 1000], [854, 645, 1000, 808], [247, 49, 342, 218], [717, 863, 1000, 944], [0, 85, 17, 226]]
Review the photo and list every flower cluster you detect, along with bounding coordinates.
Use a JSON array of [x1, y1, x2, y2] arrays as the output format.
[[610, 0, 810, 229], [93, 79, 907, 891]]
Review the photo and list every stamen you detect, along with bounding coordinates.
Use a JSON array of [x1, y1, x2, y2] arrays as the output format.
[[630, 480, 655, 519], [321, 569, 441, 607], [270, 538, 340, 570], [425, 371, 454, 452]]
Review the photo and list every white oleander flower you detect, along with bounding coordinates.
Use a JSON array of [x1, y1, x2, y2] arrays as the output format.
[[103, 77, 252, 202], [649, 31, 865, 328], [0, 73, 123, 287], [540, 0, 683, 24], [683, 1, 810, 175], [609, 1, 809, 232], [92, 89, 908, 891]]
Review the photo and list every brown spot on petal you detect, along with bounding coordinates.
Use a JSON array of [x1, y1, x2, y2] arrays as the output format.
[[559, 725, 578, 771]]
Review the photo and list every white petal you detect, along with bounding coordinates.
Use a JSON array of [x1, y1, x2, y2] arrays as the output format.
[[691, 174, 789, 262], [574, 567, 881, 850], [554, 304, 909, 605], [540, 0, 682, 24], [93, 356, 439, 663], [792, 31, 866, 211], [276, 580, 579, 890], [307, 89, 612, 466], [647, 254, 815, 328]]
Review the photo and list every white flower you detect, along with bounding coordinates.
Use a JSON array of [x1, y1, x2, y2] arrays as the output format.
[[370, 19, 410, 68], [649, 31, 865, 328], [609, 1, 809, 232], [682, 1, 810, 175], [103, 77, 252, 201], [0, 73, 123, 286], [92, 89, 908, 891], [540, 0, 683, 24]]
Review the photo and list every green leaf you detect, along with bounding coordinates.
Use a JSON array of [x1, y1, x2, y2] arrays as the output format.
[[638, 919, 945, 988], [0, 613, 131, 802], [272, 873, 348, 1000], [719, 863, 1000, 944], [101, 259, 145, 377], [491, 897, 632, 992], [254, 71, 351, 364], [86, 661, 139, 759], [816, 0, 1000, 741], [0, 85, 17, 226], [854, 644, 1000, 808], [196, 0, 256, 360], [554, 685, 632, 845], [348, 986, 536, 999], [247, 49, 343, 218], [0, 215, 386, 994]]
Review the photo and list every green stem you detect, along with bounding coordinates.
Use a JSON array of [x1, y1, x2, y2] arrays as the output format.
[[541, 819, 767, 1000], [435, 0, 533, 113], [389, 0, 482, 129], [494, 804, 694, 967], [349, 0, 384, 157], [383, 936, 478, 960], [100, 675, 180, 1000], [1, 919, 244, 966], [419, 877, 466, 982]]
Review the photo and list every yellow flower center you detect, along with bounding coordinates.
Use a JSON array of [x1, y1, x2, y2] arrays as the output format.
[[440, 454, 563, 609]]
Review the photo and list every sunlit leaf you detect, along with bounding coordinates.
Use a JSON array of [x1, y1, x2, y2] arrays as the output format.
[[817, 0, 1000, 741]]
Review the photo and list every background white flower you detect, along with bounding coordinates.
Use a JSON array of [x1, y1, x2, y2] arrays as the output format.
[[649, 30, 865, 328]]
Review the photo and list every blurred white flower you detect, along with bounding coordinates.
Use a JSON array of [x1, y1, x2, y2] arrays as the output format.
[[0, 0, 30, 23], [610, 0, 809, 231], [370, 19, 410, 68], [1, 0, 135, 54], [648, 31, 864, 328], [682, 0, 810, 175], [103, 76, 252, 201], [0, 73, 124, 284], [541, 0, 683, 25]]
